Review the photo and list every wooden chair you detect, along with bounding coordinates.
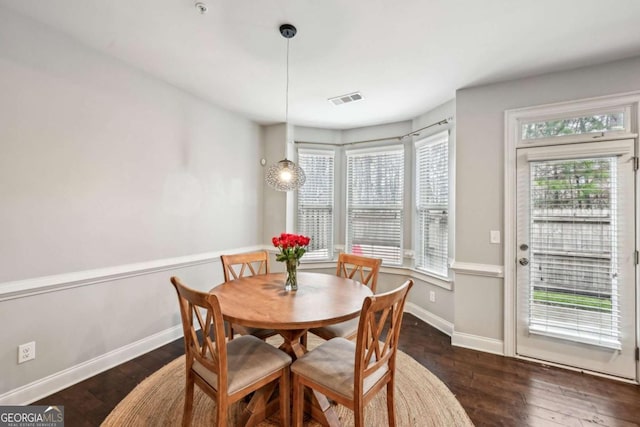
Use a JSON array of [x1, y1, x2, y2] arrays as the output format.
[[307, 253, 382, 342], [220, 250, 277, 340], [170, 276, 291, 427], [291, 280, 413, 427]]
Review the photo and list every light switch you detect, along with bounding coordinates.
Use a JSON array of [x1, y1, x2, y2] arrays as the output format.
[[490, 230, 501, 244]]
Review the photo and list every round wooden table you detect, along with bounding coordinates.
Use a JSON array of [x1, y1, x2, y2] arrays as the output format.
[[210, 271, 373, 426]]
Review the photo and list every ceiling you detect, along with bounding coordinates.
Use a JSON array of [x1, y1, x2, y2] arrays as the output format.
[[2, 0, 640, 129]]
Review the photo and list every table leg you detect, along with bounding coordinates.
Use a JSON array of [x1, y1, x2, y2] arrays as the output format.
[[277, 329, 307, 358]]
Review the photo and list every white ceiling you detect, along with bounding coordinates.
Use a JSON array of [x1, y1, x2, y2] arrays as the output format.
[[2, 0, 640, 129]]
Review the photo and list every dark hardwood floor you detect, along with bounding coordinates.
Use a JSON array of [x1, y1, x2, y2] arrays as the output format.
[[35, 314, 639, 426]]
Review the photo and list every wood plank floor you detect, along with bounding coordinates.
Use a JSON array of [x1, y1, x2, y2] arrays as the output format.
[[35, 314, 639, 426]]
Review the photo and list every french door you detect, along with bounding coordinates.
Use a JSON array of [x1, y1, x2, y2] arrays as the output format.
[[516, 139, 637, 380]]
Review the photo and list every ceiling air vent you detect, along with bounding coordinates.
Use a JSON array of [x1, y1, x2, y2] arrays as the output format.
[[328, 91, 363, 106]]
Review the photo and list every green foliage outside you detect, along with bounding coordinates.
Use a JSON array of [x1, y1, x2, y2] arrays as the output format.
[[533, 289, 612, 312], [532, 158, 611, 209], [523, 113, 623, 140]]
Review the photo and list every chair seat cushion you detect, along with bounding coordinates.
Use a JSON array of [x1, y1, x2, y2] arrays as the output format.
[[291, 337, 388, 400], [309, 317, 359, 340], [193, 335, 291, 395]]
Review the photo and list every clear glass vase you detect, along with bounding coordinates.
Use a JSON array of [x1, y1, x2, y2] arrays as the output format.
[[284, 258, 298, 291]]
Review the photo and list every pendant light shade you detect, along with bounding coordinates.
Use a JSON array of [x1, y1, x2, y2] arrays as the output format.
[[265, 158, 306, 191], [265, 23, 305, 192]]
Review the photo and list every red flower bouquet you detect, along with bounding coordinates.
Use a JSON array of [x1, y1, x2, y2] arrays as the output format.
[[272, 233, 310, 291]]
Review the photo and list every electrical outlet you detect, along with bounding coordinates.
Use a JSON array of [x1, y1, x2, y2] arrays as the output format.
[[18, 341, 35, 364], [490, 230, 501, 244], [429, 290, 436, 303]]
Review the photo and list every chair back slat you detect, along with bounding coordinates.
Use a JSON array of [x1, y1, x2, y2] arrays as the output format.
[[171, 277, 228, 390], [221, 250, 270, 282], [336, 253, 382, 293], [355, 280, 413, 385]]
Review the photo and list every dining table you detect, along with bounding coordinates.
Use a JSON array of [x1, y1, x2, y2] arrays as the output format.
[[210, 271, 373, 427]]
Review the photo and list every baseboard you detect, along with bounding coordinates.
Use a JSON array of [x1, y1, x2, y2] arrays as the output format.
[[452, 331, 504, 355], [405, 302, 454, 336], [0, 325, 184, 405]]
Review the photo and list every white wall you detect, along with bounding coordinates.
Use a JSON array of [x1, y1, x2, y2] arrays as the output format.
[[0, 8, 263, 399], [454, 55, 640, 343], [262, 123, 289, 243], [294, 126, 342, 145]]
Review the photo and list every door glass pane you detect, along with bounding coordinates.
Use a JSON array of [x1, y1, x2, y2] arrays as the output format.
[[528, 157, 620, 348]]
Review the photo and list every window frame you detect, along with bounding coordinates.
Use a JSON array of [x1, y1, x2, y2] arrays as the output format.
[[345, 145, 405, 266], [414, 130, 450, 278], [296, 147, 336, 262], [516, 104, 633, 147], [503, 90, 640, 358]]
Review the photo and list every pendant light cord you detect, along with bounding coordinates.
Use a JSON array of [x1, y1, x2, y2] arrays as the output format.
[[285, 37, 290, 124]]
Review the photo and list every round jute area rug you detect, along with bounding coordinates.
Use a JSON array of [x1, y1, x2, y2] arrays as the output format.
[[102, 336, 473, 426]]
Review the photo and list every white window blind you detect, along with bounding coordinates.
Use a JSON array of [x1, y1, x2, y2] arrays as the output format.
[[527, 157, 622, 349], [415, 131, 449, 276], [346, 146, 404, 265], [296, 149, 334, 261]]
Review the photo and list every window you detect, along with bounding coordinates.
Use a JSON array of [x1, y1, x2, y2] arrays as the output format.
[[296, 149, 334, 261], [345, 146, 404, 265], [415, 131, 449, 276], [521, 110, 627, 141]]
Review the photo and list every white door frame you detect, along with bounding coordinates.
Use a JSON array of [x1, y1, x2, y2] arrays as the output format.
[[504, 90, 640, 381]]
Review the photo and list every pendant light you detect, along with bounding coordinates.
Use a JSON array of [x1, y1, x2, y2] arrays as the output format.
[[265, 24, 306, 192]]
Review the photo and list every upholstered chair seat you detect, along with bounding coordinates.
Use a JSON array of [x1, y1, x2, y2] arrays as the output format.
[[192, 335, 291, 395], [292, 337, 388, 399]]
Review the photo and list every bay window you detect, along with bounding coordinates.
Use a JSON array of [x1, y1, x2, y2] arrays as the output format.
[[345, 146, 404, 265]]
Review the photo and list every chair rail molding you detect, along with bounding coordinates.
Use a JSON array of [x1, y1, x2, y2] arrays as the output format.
[[0, 245, 264, 301], [450, 260, 504, 278]]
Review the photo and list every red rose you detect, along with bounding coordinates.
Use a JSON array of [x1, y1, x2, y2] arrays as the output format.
[[272, 233, 310, 254]]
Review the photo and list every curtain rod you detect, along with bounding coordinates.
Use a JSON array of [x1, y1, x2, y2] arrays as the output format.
[[294, 116, 453, 147]]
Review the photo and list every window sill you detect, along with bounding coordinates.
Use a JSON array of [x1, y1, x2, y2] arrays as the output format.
[[298, 260, 453, 291]]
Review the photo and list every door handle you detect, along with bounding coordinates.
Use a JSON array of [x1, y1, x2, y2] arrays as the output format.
[[518, 257, 529, 266]]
